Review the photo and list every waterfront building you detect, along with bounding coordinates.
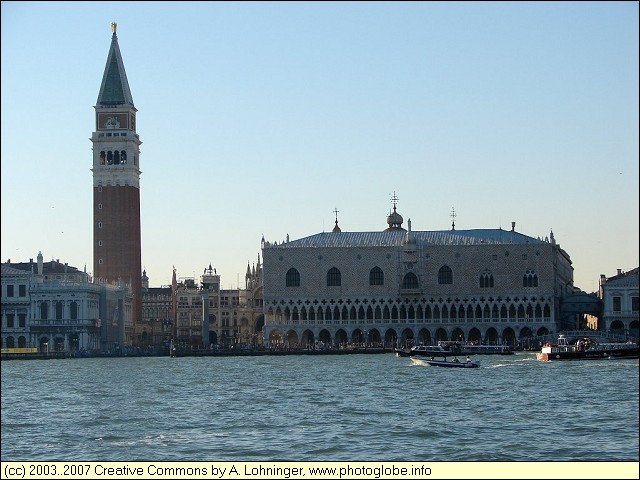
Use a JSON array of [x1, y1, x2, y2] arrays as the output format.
[[599, 267, 639, 339], [1, 264, 31, 349], [175, 276, 204, 348], [136, 261, 265, 350], [139, 270, 173, 349], [261, 198, 579, 348], [1, 252, 133, 352], [239, 257, 265, 347], [173, 260, 264, 349], [91, 22, 143, 336]]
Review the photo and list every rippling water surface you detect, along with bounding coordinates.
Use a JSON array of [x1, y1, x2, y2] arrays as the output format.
[[1, 353, 638, 461]]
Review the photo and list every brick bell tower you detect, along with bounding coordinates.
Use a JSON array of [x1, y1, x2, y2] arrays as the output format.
[[91, 22, 142, 341]]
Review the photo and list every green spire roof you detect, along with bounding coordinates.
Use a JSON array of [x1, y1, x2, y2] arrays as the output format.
[[96, 30, 134, 106]]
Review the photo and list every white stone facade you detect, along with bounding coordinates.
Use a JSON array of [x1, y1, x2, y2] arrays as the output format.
[[599, 268, 639, 339], [1, 252, 132, 353], [262, 216, 574, 348]]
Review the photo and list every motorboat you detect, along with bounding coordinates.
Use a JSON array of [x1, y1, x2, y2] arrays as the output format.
[[536, 334, 639, 361], [427, 358, 479, 368], [411, 356, 479, 368]]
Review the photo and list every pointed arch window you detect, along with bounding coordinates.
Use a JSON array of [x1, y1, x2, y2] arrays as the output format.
[[327, 267, 341, 287], [523, 269, 538, 287], [479, 271, 494, 288], [285, 268, 300, 287], [438, 265, 453, 285], [402, 272, 419, 289], [369, 266, 384, 286]]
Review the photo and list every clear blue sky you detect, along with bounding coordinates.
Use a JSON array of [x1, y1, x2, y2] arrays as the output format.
[[2, 1, 638, 292]]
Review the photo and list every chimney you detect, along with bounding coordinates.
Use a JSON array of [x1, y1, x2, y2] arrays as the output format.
[[617, 269, 622, 275], [511, 221, 516, 232]]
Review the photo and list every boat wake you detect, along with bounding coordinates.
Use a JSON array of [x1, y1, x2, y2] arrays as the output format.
[[485, 357, 538, 368]]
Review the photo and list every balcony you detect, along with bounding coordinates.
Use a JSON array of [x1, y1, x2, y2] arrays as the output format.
[[30, 318, 99, 330]]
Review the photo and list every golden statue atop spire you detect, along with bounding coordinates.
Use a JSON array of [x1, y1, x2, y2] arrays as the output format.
[[111, 22, 117, 34]]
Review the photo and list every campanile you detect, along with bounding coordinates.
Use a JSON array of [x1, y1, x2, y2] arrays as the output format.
[[91, 22, 142, 338]]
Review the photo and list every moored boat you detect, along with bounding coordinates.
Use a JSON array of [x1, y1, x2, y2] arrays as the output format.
[[407, 341, 462, 357], [536, 334, 639, 361], [406, 341, 514, 357], [461, 343, 514, 355]]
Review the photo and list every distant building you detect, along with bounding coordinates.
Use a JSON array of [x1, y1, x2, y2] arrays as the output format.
[[175, 260, 264, 349], [1, 252, 133, 352], [175, 277, 203, 348], [599, 267, 639, 340], [137, 261, 264, 350], [91, 23, 143, 338], [239, 257, 265, 346], [139, 269, 173, 349], [262, 198, 577, 348]]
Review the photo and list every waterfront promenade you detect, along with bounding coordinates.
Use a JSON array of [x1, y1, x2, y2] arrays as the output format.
[[1, 345, 391, 360]]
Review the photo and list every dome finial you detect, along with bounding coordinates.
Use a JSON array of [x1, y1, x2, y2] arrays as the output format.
[[386, 192, 404, 231], [332, 207, 341, 233], [111, 21, 117, 34]]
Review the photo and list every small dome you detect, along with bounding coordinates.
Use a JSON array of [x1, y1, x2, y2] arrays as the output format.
[[386, 206, 404, 230]]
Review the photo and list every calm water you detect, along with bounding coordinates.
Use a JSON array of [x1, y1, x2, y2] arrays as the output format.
[[1, 353, 638, 462]]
